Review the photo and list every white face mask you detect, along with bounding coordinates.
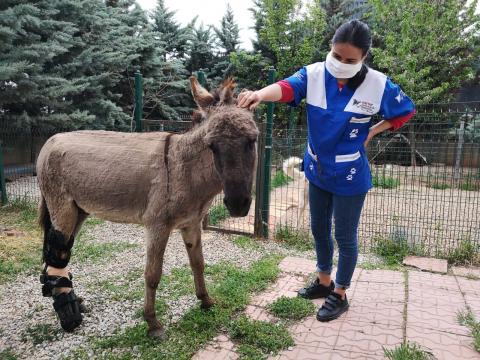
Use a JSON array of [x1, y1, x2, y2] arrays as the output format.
[[325, 51, 363, 79]]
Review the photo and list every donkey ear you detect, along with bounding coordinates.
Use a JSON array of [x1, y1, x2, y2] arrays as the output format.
[[190, 76, 215, 109], [219, 77, 236, 105]]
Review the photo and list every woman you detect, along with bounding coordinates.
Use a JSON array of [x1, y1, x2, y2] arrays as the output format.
[[238, 20, 415, 322]]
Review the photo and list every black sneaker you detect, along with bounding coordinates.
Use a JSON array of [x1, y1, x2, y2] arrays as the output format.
[[297, 278, 334, 299], [316, 292, 349, 322]]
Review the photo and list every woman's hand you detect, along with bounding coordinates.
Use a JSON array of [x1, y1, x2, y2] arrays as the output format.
[[237, 90, 262, 110]]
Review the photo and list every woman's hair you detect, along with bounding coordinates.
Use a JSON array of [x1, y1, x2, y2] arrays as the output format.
[[332, 20, 372, 90]]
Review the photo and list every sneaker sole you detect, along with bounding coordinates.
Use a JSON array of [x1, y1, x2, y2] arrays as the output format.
[[316, 304, 349, 322], [297, 292, 331, 300]]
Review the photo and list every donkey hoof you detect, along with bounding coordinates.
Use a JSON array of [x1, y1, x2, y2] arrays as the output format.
[[147, 326, 166, 340], [200, 298, 216, 310]]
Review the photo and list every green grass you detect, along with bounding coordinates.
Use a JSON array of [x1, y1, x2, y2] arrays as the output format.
[[233, 235, 261, 250], [372, 175, 400, 189], [0, 348, 17, 360], [459, 180, 480, 191], [268, 296, 315, 320], [237, 344, 265, 359], [384, 342, 434, 360], [208, 204, 230, 226], [23, 323, 61, 345], [373, 237, 427, 266], [73, 239, 137, 264], [0, 200, 42, 283], [228, 315, 294, 359], [458, 309, 480, 352], [271, 170, 293, 190], [275, 225, 313, 252], [444, 239, 480, 266], [90, 255, 283, 359], [428, 182, 450, 190], [0, 198, 115, 283]]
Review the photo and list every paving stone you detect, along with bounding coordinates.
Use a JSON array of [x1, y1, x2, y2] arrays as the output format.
[[403, 256, 448, 274], [250, 274, 305, 307], [456, 276, 480, 296], [245, 305, 275, 322], [409, 270, 459, 291], [407, 325, 478, 360], [358, 269, 405, 284], [278, 256, 317, 275], [336, 321, 403, 357], [452, 266, 480, 279], [192, 334, 238, 360]]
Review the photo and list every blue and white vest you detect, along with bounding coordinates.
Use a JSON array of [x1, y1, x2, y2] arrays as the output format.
[[285, 62, 415, 196]]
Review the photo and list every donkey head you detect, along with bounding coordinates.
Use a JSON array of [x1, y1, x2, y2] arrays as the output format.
[[190, 76, 259, 217]]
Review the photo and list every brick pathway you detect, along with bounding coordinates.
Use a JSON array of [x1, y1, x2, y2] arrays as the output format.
[[193, 257, 480, 360]]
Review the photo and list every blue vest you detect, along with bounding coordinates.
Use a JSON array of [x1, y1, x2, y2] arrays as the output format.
[[285, 62, 415, 196]]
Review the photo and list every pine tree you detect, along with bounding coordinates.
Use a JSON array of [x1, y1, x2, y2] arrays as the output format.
[[0, 0, 93, 129], [214, 4, 240, 55], [151, 0, 190, 60]]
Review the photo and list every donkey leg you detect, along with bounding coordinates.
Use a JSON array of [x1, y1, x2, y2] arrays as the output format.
[[143, 226, 170, 339], [181, 222, 215, 309], [40, 198, 84, 332]]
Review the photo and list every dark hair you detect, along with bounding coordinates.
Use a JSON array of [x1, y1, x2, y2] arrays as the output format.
[[332, 20, 372, 90]]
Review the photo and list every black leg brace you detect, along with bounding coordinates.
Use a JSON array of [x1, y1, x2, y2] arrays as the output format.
[[40, 228, 83, 332], [43, 227, 74, 269]]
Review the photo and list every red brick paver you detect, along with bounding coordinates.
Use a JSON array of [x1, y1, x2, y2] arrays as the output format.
[[193, 256, 480, 360]]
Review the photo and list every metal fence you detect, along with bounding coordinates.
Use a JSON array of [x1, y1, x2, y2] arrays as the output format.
[[1, 102, 479, 255]]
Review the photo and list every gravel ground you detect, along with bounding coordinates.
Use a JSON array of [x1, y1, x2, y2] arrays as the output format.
[[0, 221, 312, 360]]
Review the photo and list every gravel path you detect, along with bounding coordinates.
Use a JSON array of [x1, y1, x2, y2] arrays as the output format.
[[0, 221, 311, 360]]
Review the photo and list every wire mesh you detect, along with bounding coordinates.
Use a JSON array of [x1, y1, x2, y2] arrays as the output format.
[[1, 102, 479, 255]]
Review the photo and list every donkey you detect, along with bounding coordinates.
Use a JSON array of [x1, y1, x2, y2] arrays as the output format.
[[36, 77, 258, 338]]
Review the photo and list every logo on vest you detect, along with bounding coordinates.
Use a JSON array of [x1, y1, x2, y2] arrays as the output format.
[[395, 90, 406, 103], [346, 168, 356, 181], [309, 163, 314, 172], [349, 129, 359, 138], [352, 98, 375, 114]]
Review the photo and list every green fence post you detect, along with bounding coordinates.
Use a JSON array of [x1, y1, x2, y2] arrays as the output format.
[[261, 67, 276, 238], [0, 141, 7, 205], [134, 70, 143, 132], [197, 70, 206, 87]]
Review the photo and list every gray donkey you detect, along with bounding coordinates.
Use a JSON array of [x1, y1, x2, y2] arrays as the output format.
[[36, 77, 258, 338]]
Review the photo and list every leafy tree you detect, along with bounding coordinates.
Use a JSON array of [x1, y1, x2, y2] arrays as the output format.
[[368, 0, 480, 104]]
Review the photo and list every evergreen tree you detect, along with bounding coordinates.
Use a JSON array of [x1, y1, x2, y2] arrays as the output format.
[[214, 4, 240, 55], [185, 18, 215, 75], [0, 0, 92, 129]]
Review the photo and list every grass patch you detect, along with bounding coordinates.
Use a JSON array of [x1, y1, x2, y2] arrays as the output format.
[[271, 170, 293, 190], [0, 349, 17, 360], [160, 267, 195, 300], [372, 175, 400, 189], [228, 315, 294, 358], [74, 239, 137, 264], [0, 198, 106, 283], [92, 255, 282, 359], [268, 296, 315, 320], [233, 235, 261, 250], [384, 342, 434, 360], [208, 204, 230, 226], [428, 182, 450, 190], [373, 237, 427, 266], [459, 180, 480, 191], [444, 240, 480, 266], [0, 199, 42, 283], [23, 323, 61, 345], [275, 225, 313, 252], [237, 344, 265, 359], [458, 309, 480, 352]]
